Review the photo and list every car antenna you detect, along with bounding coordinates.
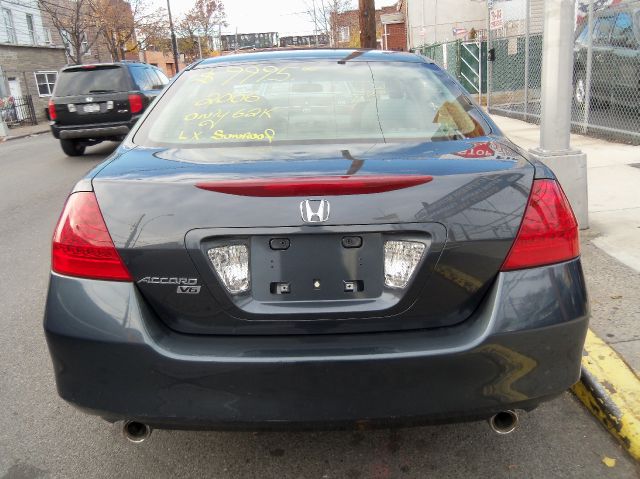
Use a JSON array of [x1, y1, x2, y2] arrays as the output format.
[[338, 50, 367, 64]]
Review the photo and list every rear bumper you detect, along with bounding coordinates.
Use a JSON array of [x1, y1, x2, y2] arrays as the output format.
[[44, 259, 589, 430], [50, 118, 139, 140]]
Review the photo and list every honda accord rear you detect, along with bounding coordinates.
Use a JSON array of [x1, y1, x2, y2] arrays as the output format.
[[44, 50, 589, 434]]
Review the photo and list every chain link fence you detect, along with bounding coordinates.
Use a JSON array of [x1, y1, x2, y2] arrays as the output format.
[[487, 0, 640, 145]]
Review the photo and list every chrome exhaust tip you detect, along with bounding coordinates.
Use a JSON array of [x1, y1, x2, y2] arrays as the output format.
[[122, 421, 152, 443], [488, 410, 519, 435]]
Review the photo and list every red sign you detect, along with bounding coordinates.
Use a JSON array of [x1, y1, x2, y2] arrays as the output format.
[[454, 142, 495, 158]]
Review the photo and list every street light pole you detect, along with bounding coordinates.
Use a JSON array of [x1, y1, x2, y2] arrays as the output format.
[[529, 0, 588, 228], [166, 0, 180, 74]]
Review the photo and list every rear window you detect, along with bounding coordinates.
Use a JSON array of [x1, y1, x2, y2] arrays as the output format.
[[134, 61, 489, 148], [54, 66, 130, 96]]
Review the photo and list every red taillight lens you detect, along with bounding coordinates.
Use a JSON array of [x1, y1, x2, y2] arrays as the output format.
[[195, 175, 433, 197], [128, 94, 143, 114], [52, 192, 132, 281], [501, 179, 579, 271], [48, 99, 57, 120]]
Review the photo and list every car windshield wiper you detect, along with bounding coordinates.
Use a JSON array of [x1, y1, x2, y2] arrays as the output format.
[[87, 89, 117, 93]]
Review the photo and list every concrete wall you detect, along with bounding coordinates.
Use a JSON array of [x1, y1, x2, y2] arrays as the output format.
[[406, 0, 487, 48]]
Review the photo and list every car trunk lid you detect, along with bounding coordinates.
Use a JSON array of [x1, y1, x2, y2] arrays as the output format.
[[93, 138, 534, 335]]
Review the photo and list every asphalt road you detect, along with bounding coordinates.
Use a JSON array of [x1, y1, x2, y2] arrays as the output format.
[[1, 134, 639, 479]]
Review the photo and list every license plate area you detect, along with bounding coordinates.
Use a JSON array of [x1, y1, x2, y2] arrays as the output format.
[[250, 233, 384, 302], [83, 103, 101, 113]]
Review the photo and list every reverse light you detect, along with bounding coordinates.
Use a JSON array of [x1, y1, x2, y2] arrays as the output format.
[[52, 192, 132, 281], [48, 99, 57, 120], [196, 175, 433, 197], [128, 94, 143, 114], [501, 179, 579, 271], [208, 245, 250, 294], [384, 240, 426, 289]]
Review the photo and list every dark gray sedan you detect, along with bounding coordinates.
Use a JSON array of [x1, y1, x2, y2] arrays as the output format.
[[44, 49, 588, 442]]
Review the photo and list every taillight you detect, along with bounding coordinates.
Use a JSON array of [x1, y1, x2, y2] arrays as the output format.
[[501, 179, 579, 271], [52, 192, 132, 281], [195, 175, 433, 197], [48, 99, 57, 120], [128, 94, 143, 114]]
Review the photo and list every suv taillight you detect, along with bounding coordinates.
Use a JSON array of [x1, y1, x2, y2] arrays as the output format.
[[52, 192, 132, 281], [48, 99, 57, 120], [128, 94, 143, 114], [501, 179, 579, 271]]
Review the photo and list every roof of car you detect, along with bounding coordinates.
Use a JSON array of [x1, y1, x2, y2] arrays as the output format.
[[195, 49, 429, 68], [61, 61, 154, 71]]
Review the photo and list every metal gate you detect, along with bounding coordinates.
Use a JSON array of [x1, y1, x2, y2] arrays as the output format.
[[420, 40, 487, 102], [0, 95, 38, 126]]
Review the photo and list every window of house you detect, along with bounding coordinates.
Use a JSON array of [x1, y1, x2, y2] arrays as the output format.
[[34, 71, 57, 97], [61, 30, 91, 58], [338, 26, 350, 43], [26, 14, 36, 44], [2, 8, 16, 44]]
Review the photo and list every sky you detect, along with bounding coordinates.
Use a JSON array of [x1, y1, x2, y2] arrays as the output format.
[[163, 0, 398, 36]]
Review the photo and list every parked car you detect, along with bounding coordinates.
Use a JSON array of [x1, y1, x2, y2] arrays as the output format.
[[48, 61, 169, 156], [574, 1, 640, 108], [44, 49, 588, 442]]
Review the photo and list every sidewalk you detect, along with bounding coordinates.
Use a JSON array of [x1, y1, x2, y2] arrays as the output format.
[[493, 115, 640, 373], [0, 122, 50, 142]]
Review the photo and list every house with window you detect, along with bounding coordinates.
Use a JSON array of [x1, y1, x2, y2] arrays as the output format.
[[0, 0, 114, 123], [0, 0, 68, 122], [331, 3, 407, 50]]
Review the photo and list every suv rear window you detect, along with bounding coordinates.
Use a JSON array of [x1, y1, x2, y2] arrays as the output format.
[[134, 61, 489, 147], [54, 66, 130, 96]]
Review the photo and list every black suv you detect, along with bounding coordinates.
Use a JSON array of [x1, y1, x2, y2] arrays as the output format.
[[48, 61, 169, 156], [574, 2, 640, 108]]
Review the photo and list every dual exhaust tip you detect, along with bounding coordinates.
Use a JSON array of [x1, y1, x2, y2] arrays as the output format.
[[121, 411, 517, 442]]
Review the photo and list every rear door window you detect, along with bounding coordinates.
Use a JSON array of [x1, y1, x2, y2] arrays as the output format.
[[54, 66, 129, 96], [154, 69, 170, 86], [611, 12, 636, 48], [593, 15, 616, 45], [130, 66, 159, 91]]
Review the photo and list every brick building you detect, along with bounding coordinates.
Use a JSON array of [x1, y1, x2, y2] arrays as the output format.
[[134, 49, 186, 77], [332, 2, 407, 51]]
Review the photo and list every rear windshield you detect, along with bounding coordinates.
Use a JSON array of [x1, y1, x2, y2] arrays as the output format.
[[54, 66, 130, 96], [134, 61, 489, 147]]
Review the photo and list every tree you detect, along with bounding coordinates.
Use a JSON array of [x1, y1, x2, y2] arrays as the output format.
[[92, 0, 168, 61], [38, 0, 103, 65], [305, 0, 353, 47], [177, 0, 226, 62]]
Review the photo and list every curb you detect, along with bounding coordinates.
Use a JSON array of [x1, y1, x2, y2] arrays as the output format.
[[1, 128, 49, 143], [572, 329, 640, 461]]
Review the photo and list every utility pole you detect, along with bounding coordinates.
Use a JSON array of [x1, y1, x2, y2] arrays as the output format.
[[358, 0, 376, 49], [166, 0, 180, 74], [529, 0, 588, 227]]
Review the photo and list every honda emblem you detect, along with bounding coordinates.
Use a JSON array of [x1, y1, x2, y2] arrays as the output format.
[[300, 199, 330, 223]]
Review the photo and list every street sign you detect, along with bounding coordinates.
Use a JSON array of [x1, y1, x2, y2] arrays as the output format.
[[490, 9, 504, 30]]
